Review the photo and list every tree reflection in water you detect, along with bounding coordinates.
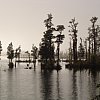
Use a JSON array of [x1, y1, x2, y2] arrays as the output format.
[[40, 70, 63, 100], [72, 70, 78, 100]]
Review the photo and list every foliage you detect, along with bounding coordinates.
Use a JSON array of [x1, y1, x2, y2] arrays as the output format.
[[78, 38, 85, 59], [39, 14, 55, 62], [7, 42, 14, 62], [15, 46, 21, 60], [31, 44, 38, 59], [55, 25, 65, 65]]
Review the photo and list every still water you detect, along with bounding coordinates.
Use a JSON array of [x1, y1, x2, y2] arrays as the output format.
[[0, 59, 100, 100]]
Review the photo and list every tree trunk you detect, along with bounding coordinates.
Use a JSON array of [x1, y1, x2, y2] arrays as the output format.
[[57, 43, 60, 66]]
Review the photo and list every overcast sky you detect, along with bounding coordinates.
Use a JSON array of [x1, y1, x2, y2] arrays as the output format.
[[0, 0, 100, 52]]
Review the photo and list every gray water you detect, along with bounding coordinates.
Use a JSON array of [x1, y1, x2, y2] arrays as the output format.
[[0, 58, 100, 100]]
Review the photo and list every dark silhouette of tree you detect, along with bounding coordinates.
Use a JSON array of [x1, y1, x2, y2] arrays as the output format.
[[0, 41, 2, 56], [7, 42, 14, 68], [39, 14, 55, 69], [55, 25, 65, 66], [84, 39, 88, 61], [25, 51, 31, 63], [31, 44, 38, 61], [69, 37, 73, 63], [87, 17, 100, 64], [31, 44, 38, 67], [15, 46, 21, 67], [78, 38, 85, 60], [90, 17, 98, 55], [15, 46, 21, 61], [68, 18, 78, 63], [87, 29, 92, 62]]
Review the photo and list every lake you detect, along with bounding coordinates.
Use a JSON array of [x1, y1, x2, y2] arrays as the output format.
[[0, 58, 100, 100]]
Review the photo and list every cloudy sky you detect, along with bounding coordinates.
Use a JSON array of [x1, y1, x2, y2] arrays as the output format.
[[0, 0, 100, 52]]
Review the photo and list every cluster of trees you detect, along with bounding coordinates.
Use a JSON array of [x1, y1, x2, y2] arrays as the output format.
[[7, 42, 38, 68], [39, 14, 65, 69], [68, 17, 100, 66], [38, 15, 100, 68]]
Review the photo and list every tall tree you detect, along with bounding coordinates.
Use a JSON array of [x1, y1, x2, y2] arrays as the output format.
[[31, 44, 38, 67], [84, 38, 88, 61], [39, 14, 55, 68], [88, 17, 100, 64], [68, 18, 78, 63], [55, 25, 65, 66], [69, 37, 73, 63], [90, 17, 98, 55]]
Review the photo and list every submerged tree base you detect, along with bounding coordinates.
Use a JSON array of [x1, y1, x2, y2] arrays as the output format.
[[41, 62, 62, 70], [65, 60, 100, 71], [8, 62, 14, 68]]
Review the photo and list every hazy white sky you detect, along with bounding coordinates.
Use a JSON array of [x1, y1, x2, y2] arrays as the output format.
[[0, 0, 100, 52]]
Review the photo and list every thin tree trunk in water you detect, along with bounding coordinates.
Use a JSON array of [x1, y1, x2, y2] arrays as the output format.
[[88, 38, 91, 62], [49, 36, 52, 67], [57, 43, 60, 66], [86, 41, 87, 61], [73, 38, 77, 63]]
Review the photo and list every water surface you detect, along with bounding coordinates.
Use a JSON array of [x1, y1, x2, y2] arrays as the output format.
[[0, 59, 100, 100]]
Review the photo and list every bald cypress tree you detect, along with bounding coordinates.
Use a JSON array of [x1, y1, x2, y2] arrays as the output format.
[[55, 25, 65, 67], [39, 14, 55, 69], [68, 18, 78, 63], [7, 42, 14, 68]]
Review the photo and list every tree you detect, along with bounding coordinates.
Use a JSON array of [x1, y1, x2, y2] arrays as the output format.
[[88, 17, 100, 64], [31, 44, 38, 67], [0, 41, 2, 56], [7, 42, 14, 63], [15, 46, 21, 67], [31, 44, 38, 61], [25, 51, 31, 63], [15, 46, 21, 61], [78, 38, 85, 60], [84, 38, 88, 61], [90, 17, 98, 55], [39, 14, 55, 68], [68, 18, 78, 63], [7, 42, 14, 68], [55, 25, 65, 66]]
